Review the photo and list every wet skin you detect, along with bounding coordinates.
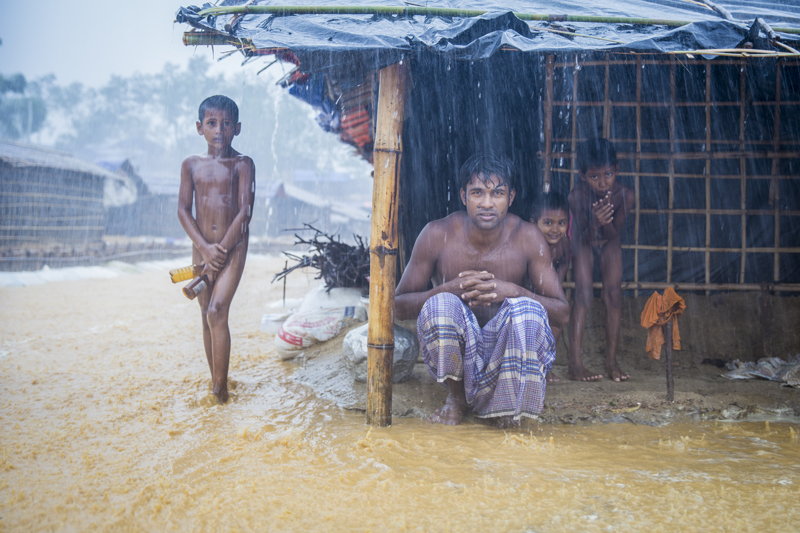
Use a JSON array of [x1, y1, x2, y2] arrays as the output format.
[[178, 107, 255, 403], [532, 207, 571, 383], [395, 173, 569, 425], [568, 163, 634, 382]]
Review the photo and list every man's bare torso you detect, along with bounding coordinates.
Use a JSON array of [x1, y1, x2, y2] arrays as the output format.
[[430, 212, 536, 324]]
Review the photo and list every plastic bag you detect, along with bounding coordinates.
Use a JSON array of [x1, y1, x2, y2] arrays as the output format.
[[275, 306, 365, 360]]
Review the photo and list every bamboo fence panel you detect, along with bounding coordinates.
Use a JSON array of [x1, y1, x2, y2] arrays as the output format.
[[542, 54, 800, 293]]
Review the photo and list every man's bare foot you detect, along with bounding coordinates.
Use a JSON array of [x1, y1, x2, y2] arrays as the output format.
[[566, 366, 603, 382], [546, 370, 561, 383], [427, 394, 467, 425], [492, 416, 520, 429], [605, 363, 630, 382]]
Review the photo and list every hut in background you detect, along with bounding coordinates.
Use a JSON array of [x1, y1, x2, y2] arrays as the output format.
[[176, 0, 800, 425], [0, 139, 134, 246], [265, 181, 371, 240]]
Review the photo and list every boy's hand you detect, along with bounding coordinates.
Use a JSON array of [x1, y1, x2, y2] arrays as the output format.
[[202, 243, 228, 271], [592, 192, 614, 227], [200, 263, 217, 284]]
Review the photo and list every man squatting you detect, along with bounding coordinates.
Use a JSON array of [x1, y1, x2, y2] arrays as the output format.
[[395, 154, 570, 427]]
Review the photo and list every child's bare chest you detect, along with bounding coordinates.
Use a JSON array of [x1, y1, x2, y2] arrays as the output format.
[[192, 161, 238, 195]]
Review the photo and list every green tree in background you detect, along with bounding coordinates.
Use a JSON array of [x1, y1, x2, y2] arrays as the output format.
[[0, 73, 47, 140], [30, 56, 369, 197]]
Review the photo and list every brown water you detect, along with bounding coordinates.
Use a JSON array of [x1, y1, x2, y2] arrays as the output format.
[[2, 256, 799, 532]]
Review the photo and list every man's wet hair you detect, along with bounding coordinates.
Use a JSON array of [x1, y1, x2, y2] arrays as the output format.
[[578, 138, 617, 173], [531, 191, 569, 222], [198, 95, 239, 124], [458, 153, 516, 192]]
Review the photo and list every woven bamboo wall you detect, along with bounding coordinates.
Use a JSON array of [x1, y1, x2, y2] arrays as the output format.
[[0, 165, 106, 245], [542, 53, 800, 293]]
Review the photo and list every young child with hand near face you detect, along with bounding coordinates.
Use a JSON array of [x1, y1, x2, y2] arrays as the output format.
[[531, 191, 571, 382]]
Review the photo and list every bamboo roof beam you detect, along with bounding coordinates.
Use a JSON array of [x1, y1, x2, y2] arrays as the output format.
[[195, 5, 800, 36]]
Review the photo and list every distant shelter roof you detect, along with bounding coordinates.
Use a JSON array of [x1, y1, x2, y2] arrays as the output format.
[[0, 140, 127, 184]]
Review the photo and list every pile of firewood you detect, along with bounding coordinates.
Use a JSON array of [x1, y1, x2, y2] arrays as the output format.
[[272, 224, 370, 290]]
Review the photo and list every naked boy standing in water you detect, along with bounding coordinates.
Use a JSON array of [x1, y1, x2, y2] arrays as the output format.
[[178, 95, 255, 403]]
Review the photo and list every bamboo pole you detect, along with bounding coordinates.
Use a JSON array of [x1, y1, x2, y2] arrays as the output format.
[[664, 319, 674, 402], [772, 62, 783, 285], [196, 5, 800, 35], [623, 244, 800, 253], [603, 52, 611, 139], [554, 58, 800, 68], [739, 61, 747, 285], [546, 149, 800, 161], [634, 55, 642, 298], [636, 208, 800, 216], [667, 62, 675, 284], [560, 281, 800, 292], [760, 286, 773, 358], [543, 55, 555, 192], [567, 55, 580, 302], [550, 99, 800, 109], [705, 62, 712, 295], [549, 169, 800, 181], [367, 60, 407, 427]]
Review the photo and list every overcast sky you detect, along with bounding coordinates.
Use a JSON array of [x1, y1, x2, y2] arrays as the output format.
[[0, 0, 244, 86]]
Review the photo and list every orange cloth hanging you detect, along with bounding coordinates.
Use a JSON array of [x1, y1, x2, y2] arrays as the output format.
[[640, 287, 686, 360]]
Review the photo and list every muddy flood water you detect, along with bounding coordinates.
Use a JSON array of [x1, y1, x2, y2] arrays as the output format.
[[2, 255, 799, 531]]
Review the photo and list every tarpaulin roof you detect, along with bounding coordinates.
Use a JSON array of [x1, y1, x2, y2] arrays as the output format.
[[177, 0, 800, 79]]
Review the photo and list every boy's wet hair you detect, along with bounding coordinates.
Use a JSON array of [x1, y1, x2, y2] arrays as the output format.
[[531, 191, 569, 222], [458, 153, 516, 192], [578, 138, 617, 173], [198, 95, 239, 124]]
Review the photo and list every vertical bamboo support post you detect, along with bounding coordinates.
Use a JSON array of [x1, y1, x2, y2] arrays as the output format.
[[739, 61, 747, 284], [667, 62, 676, 284], [760, 284, 773, 359], [367, 60, 407, 427], [603, 53, 611, 139], [571, 55, 579, 192], [704, 63, 712, 295], [567, 55, 580, 301], [772, 61, 782, 285], [665, 318, 674, 402], [543, 55, 555, 193], [634, 56, 642, 298]]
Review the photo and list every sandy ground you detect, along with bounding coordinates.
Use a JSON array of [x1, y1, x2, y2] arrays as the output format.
[[291, 287, 800, 426]]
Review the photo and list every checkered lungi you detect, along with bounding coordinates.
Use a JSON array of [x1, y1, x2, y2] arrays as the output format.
[[417, 292, 555, 420]]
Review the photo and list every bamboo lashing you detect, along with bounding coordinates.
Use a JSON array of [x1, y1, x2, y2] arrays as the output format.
[[367, 61, 407, 427]]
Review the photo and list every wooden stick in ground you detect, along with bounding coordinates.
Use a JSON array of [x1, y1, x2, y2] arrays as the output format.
[[367, 60, 407, 427], [665, 319, 674, 402]]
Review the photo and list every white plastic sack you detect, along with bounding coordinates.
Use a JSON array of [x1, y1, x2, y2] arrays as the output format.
[[297, 286, 365, 313], [275, 305, 366, 360]]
